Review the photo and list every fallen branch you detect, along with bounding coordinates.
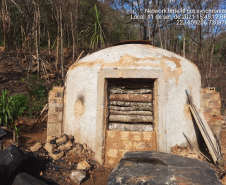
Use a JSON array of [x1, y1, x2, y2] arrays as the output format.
[[67, 51, 84, 67], [29, 104, 49, 131]]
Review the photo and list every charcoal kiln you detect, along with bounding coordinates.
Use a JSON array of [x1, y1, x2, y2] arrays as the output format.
[[47, 41, 215, 167]]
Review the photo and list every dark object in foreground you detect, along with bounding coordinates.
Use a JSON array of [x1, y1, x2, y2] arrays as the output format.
[[12, 171, 48, 185], [0, 145, 27, 185], [108, 151, 222, 185]]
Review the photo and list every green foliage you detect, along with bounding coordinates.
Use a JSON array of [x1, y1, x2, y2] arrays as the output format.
[[27, 75, 48, 117], [13, 124, 24, 140], [88, 4, 106, 50], [0, 90, 11, 126], [0, 90, 27, 127]]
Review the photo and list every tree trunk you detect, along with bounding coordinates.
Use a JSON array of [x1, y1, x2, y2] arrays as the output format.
[[35, 30, 39, 79], [60, 6, 64, 79], [71, 11, 75, 64], [110, 110, 153, 116], [48, 30, 51, 62]]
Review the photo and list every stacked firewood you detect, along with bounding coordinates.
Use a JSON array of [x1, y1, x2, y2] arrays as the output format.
[[108, 79, 154, 130]]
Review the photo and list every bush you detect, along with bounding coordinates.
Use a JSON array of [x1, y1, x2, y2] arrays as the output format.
[[0, 90, 28, 127]]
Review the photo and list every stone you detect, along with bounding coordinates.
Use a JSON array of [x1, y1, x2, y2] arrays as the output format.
[[56, 135, 69, 145], [107, 151, 222, 185], [77, 160, 90, 170], [70, 170, 86, 184], [58, 141, 73, 151], [49, 151, 64, 160], [44, 142, 57, 153], [30, 142, 42, 152]]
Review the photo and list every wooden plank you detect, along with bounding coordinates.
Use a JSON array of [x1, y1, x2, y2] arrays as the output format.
[[109, 115, 153, 123], [110, 101, 152, 107], [188, 105, 218, 163], [109, 105, 153, 111], [109, 94, 152, 102], [108, 123, 154, 131]]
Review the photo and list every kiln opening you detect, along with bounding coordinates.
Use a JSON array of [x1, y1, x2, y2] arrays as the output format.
[[107, 78, 155, 131], [104, 78, 157, 166]]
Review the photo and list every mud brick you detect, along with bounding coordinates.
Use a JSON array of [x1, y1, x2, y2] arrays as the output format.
[[106, 141, 119, 150], [30, 142, 42, 152], [106, 149, 118, 158], [49, 151, 64, 160], [119, 131, 130, 140], [56, 135, 69, 145], [131, 132, 142, 141], [122, 141, 133, 150], [143, 131, 156, 141], [145, 141, 157, 150], [107, 130, 119, 141], [44, 142, 57, 153], [133, 141, 145, 150]]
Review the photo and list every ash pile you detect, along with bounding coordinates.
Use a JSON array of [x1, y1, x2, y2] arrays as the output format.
[[0, 134, 101, 185]]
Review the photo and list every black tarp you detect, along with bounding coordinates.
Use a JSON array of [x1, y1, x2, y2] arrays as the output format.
[[108, 151, 222, 185]]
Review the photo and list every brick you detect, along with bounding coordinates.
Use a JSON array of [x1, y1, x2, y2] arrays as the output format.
[[119, 131, 130, 140], [143, 131, 156, 141], [122, 141, 133, 150], [133, 142, 145, 150], [145, 141, 157, 150], [131, 132, 142, 141], [49, 151, 64, 160], [30, 142, 42, 152], [107, 130, 118, 140], [105, 141, 119, 149], [106, 149, 118, 158]]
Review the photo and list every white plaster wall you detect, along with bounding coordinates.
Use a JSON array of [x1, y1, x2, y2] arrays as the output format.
[[64, 44, 202, 158]]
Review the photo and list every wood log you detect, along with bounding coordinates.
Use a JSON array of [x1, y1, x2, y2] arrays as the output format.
[[108, 123, 154, 132], [109, 115, 153, 122], [109, 105, 153, 111], [110, 110, 153, 115], [110, 101, 152, 107], [110, 88, 152, 94], [109, 94, 152, 102]]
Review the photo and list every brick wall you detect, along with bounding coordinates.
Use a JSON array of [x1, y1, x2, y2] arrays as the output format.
[[200, 87, 223, 143], [47, 87, 64, 137], [105, 130, 157, 167]]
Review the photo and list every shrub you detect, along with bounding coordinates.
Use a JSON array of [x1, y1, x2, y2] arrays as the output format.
[[0, 90, 28, 127]]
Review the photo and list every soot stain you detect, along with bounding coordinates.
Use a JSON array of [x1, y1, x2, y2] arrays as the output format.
[[77, 95, 85, 105]]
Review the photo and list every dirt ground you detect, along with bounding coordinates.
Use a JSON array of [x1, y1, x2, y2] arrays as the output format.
[[1, 118, 226, 185]]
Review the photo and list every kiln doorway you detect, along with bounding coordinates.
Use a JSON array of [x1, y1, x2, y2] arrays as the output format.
[[95, 69, 166, 166], [104, 78, 157, 166]]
